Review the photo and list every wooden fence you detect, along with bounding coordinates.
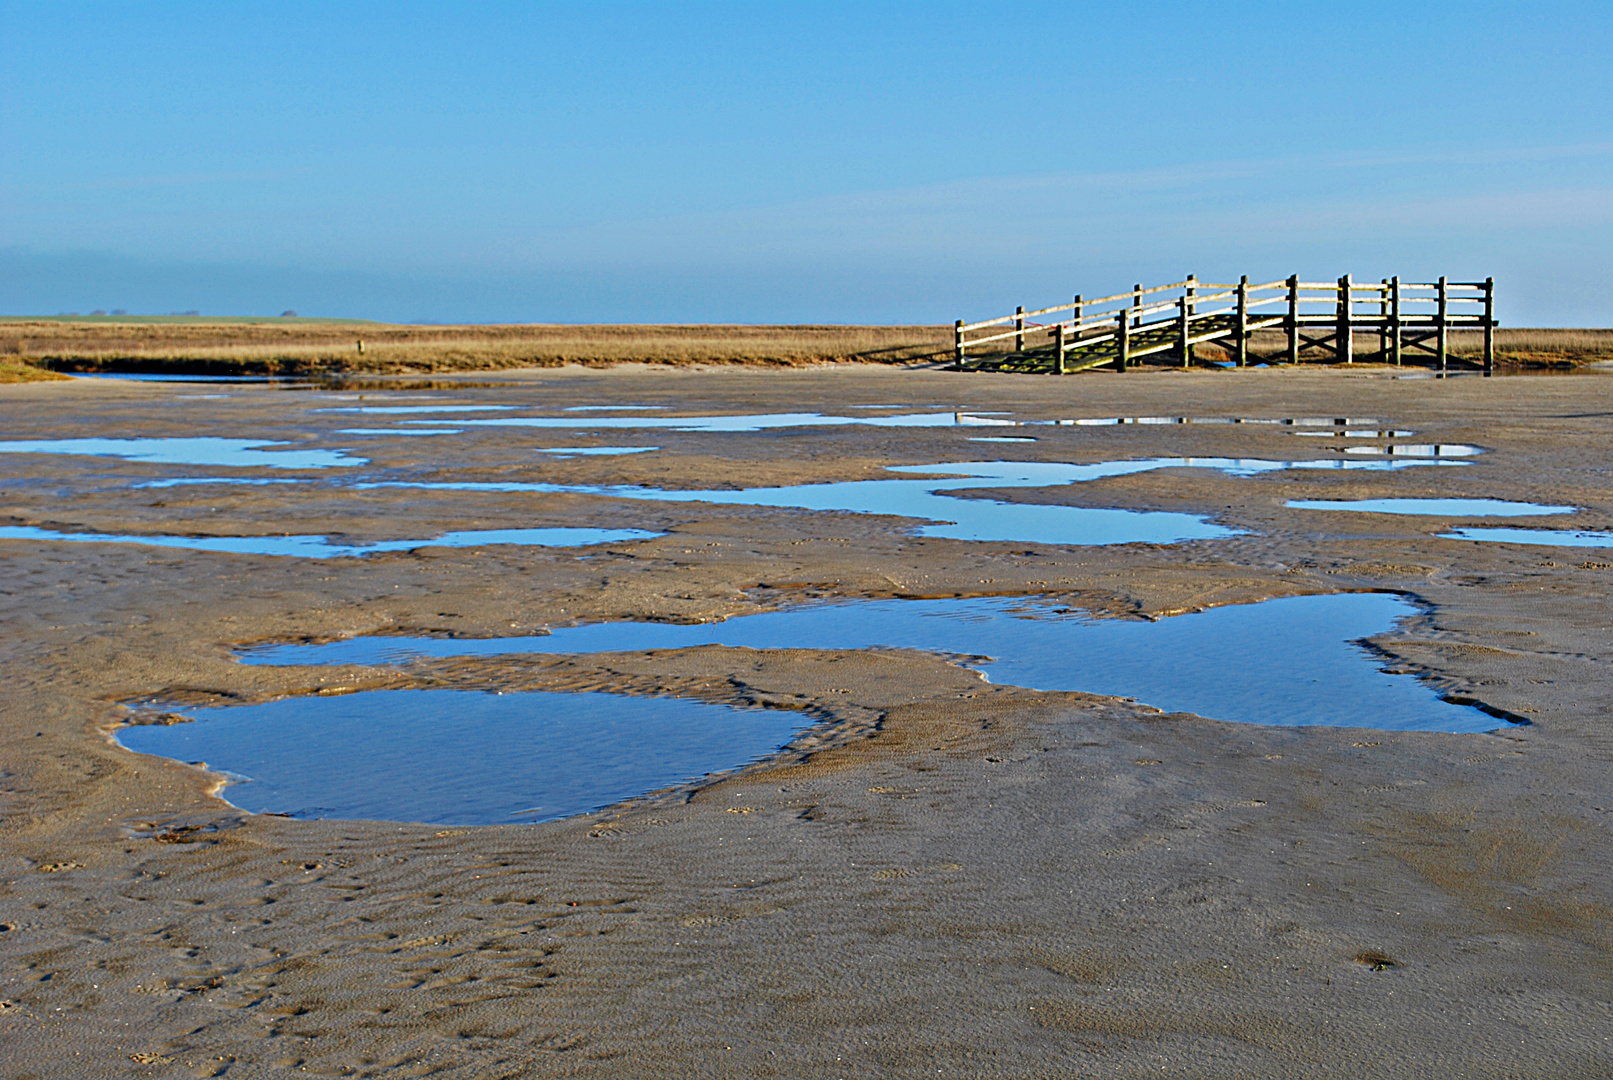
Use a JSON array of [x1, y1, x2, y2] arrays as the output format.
[[955, 275, 1496, 375]]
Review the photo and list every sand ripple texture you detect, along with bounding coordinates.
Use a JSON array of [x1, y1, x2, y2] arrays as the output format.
[[2, 366, 1612, 1077]]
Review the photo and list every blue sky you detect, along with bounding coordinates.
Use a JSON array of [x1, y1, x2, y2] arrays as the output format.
[[3, 2, 1610, 324]]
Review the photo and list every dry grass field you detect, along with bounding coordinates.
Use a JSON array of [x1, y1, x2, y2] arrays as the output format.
[[0, 318, 1606, 375], [0, 320, 954, 375]]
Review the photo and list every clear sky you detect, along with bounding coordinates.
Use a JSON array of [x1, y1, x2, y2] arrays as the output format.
[[3, 2, 1610, 325]]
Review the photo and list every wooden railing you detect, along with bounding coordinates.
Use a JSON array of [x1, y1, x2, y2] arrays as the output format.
[[955, 274, 1497, 375]]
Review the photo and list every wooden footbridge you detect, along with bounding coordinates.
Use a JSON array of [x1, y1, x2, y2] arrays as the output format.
[[955, 275, 1496, 375]]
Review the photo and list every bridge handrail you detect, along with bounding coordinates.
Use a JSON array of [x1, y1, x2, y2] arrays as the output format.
[[957, 273, 1496, 375]]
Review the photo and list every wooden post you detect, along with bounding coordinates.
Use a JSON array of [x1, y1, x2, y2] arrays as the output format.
[[1132, 285, 1142, 327], [1436, 275, 1448, 377], [1015, 306, 1025, 353], [1379, 278, 1390, 362], [1185, 275, 1197, 367], [1390, 276, 1401, 365], [1235, 275, 1249, 367], [953, 319, 964, 370], [1072, 294, 1083, 340], [1055, 322, 1067, 375], [1337, 274, 1353, 363], [1483, 277, 1495, 376], [1286, 274, 1300, 364], [1178, 296, 1190, 367], [1116, 310, 1129, 372]]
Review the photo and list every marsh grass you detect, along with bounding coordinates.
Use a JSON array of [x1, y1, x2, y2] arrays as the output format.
[[0, 358, 71, 383], [3, 321, 953, 375], [5, 319, 1608, 376]]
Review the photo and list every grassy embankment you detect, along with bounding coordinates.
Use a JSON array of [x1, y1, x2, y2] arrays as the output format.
[[1, 317, 1607, 376]]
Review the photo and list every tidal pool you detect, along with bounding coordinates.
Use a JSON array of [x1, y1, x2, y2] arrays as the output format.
[[316, 405, 514, 414], [1342, 444, 1481, 457], [1062, 416, 1379, 427], [535, 446, 659, 456], [0, 525, 661, 558], [71, 373, 294, 383], [116, 690, 806, 825], [410, 411, 1022, 433], [246, 593, 1505, 734], [0, 437, 364, 469], [1441, 527, 1613, 548], [1289, 499, 1575, 516], [135, 477, 309, 489], [337, 428, 463, 436], [357, 457, 1465, 546]]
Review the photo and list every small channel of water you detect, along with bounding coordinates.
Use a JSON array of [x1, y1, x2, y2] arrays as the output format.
[[1441, 527, 1613, 548], [0, 525, 661, 558], [0, 437, 365, 469], [357, 457, 1466, 546], [410, 411, 1025, 433], [1288, 498, 1575, 516]]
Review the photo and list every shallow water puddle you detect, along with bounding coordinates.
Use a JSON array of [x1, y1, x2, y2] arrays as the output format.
[[563, 405, 666, 411], [1342, 444, 1481, 457], [135, 477, 309, 489], [116, 690, 806, 825], [358, 456, 1466, 546], [0, 437, 365, 469], [247, 593, 1505, 734], [1289, 498, 1574, 516], [1441, 527, 1613, 548], [72, 373, 299, 384], [337, 427, 463, 436], [316, 405, 515, 414], [535, 446, 659, 456], [1062, 416, 1379, 427], [410, 411, 1023, 433], [0, 525, 660, 557]]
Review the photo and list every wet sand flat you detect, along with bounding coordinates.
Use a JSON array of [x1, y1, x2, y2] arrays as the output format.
[[2, 365, 1612, 1076]]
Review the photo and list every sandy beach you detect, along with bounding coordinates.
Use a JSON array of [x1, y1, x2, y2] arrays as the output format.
[[3, 364, 1611, 1077]]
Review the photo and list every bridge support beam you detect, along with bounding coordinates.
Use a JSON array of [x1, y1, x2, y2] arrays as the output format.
[[1483, 277, 1495, 376], [1178, 297, 1190, 367], [1338, 275, 1353, 363], [1286, 275, 1300, 364], [1390, 277, 1401, 365], [1235, 276, 1249, 367], [1184, 275, 1196, 366], [1115, 311, 1129, 372], [1379, 279, 1390, 362], [1436, 276, 1448, 377]]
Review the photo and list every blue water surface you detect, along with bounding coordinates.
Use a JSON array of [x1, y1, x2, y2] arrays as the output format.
[[117, 690, 805, 826], [1442, 527, 1613, 548], [1289, 498, 1574, 516], [0, 525, 661, 557], [244, 593, 1502, 734], [0, 437, 364, 469]]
